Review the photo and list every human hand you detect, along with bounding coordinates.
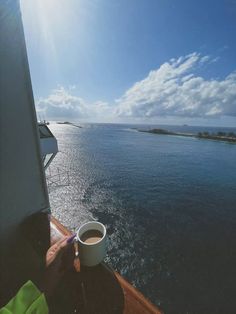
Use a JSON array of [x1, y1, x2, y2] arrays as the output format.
[[46, 236, 74, 269], [42, 236, 75, 297]]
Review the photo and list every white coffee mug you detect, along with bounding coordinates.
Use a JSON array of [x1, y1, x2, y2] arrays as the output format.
[[76, 221, 107, 267]]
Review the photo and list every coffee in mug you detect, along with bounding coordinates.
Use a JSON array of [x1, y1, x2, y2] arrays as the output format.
[[80, 229, 103, 244], [76, 221, 106, 267]]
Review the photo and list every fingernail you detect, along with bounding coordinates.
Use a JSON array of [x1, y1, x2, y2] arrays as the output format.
[[67, 234, 76, 243]]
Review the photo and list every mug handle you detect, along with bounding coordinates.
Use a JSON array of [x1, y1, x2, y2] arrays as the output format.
[[73, 237, 80, 257]]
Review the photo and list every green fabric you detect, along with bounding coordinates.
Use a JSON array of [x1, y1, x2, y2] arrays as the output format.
[[0, 281, 48, 314]]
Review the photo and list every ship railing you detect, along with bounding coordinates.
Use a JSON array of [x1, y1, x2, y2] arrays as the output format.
[[45, 166, 70, 193]]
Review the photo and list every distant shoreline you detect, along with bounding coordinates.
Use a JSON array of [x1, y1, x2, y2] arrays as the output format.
[[57, 121, 82, 128], [138, 128, 236, 143]]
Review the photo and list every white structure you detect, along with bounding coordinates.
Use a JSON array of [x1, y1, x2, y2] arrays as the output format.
[[39, 123, 58, 169]]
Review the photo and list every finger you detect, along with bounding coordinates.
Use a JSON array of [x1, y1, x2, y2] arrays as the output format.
[[46, 236, 69, 266], [58, 236, 70, 249], [56, 236, 69, 247], [48, 236, 68, 252], [67, 234, 76, 243], [51, 236, 70, 254]]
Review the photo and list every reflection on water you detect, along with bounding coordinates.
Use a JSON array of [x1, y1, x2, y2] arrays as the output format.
[[48, 123, 236, 314]]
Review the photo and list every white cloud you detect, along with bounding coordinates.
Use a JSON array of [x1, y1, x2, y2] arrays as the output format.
[[37, 86, 88, 119], [116, 53, 236, 119], [36, 53, 236, 123], [36, 86, 113, 121], [90, 101, 112, 117]]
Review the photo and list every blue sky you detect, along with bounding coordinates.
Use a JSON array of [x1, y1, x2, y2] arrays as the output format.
[[20, 0, 236, 126]]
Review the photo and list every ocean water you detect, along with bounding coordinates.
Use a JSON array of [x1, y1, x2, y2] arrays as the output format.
[[48, 123, 236, 314]]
